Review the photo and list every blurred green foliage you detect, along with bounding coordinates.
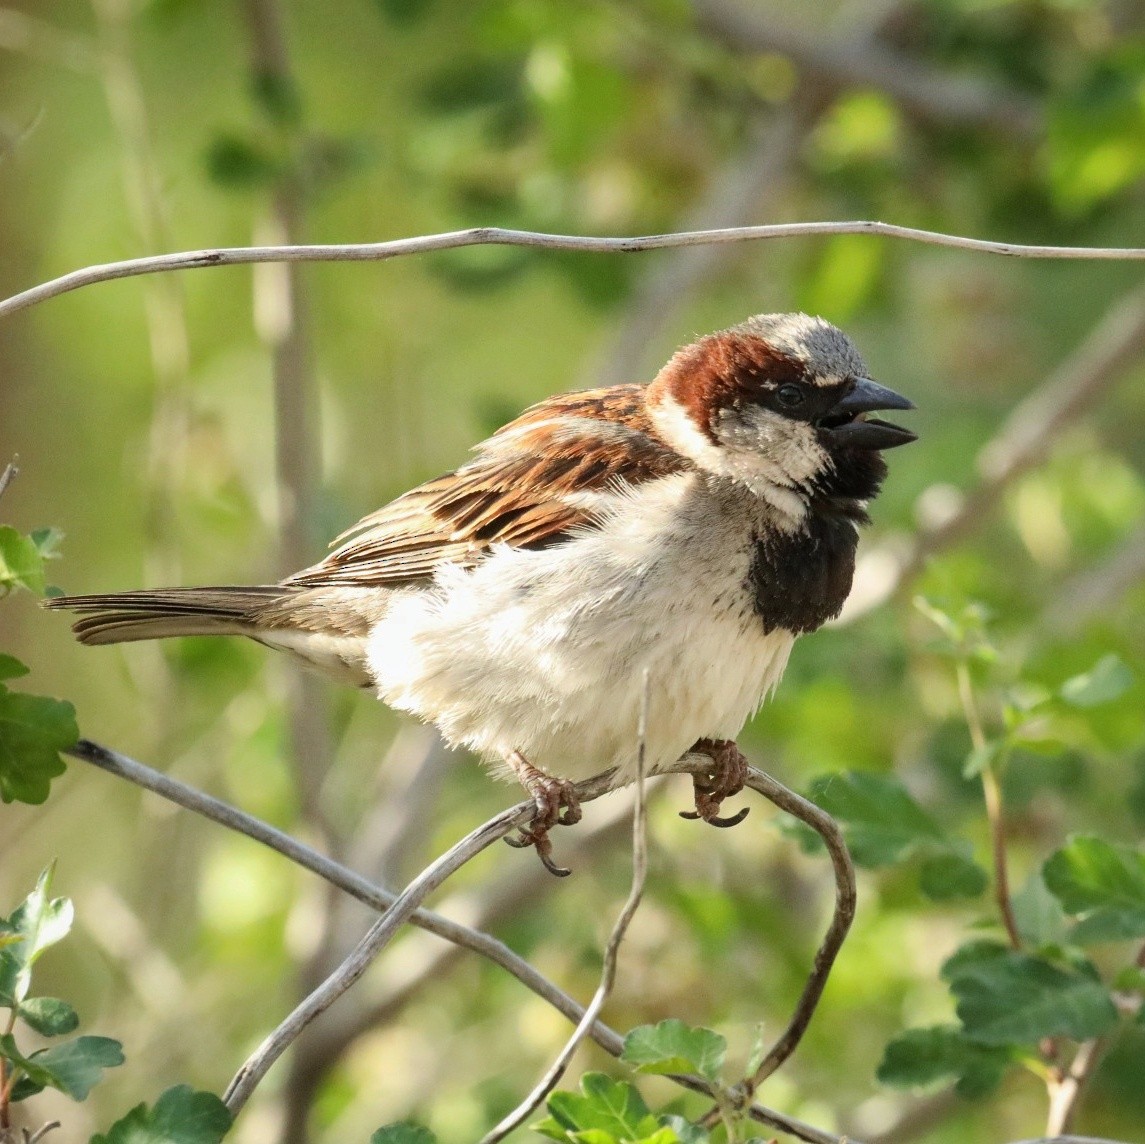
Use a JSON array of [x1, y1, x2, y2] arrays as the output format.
[[1, 0, 1144, 1142]]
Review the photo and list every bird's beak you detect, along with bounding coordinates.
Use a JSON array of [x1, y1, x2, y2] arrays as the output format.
[[818, 377, 917, 451]]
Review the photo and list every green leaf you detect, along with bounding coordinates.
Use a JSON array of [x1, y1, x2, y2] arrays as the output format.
[[657, 1115, 707, 1144], [0, 525, 45, 594], [0, 864, 74, 1003], [29, 527, 63, 561], [943, 945, 1119, 1045], [0, 1034, 124, 1100], [1059, 654, 1133, 708], [19, 996, 79, 1036], [0, 654, 29, 681], [0, 685, 78, 804], [90, 1085, 232, 1143], [1044, 836, 1145, 944], [962, 740, 1004, 780], [370, 1125, 436, 1144], [1011, 870, 1070, 949], [877, 1025, 1014, 1098], [622, 1019, 726, 1082], [743, 1023, 768, 1078], [919, 853, 988, 901], [806, 772, 946, 867], [0, 1032, 59, 1091], [544, 1073, 658, 1141]]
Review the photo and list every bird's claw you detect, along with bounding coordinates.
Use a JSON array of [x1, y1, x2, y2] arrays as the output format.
[[502, 756, 581, 877], [679, 805, 750, 828], [680, 738, 750, 829]]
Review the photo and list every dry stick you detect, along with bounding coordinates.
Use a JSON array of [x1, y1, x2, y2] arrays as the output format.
[[1014, 1138, 1131, 1144], [3, 223, 1145, 321], [1045, 1039, 1108, 1138], [479, 670, 652, 1144], [220, 799, 549, 1112], [0, 460, 16, 503], [741, 769, 856, 1091]]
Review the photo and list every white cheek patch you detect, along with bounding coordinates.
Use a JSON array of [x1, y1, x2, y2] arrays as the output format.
[[715, 405, 828, 486], [648, 393, 822, 526]]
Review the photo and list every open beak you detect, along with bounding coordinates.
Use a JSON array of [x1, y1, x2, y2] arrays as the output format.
[[817, 377, 917, 451]]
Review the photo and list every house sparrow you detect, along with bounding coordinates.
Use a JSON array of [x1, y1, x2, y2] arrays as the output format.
[[46, 312, 915, 875]]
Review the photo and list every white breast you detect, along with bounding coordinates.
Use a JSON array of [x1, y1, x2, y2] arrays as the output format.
[[365, 473, 796, 782]]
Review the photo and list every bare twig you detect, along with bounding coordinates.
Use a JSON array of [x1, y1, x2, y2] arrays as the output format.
[[1045, 1038, 1108, 1137], [741, 769, 856, 1090], [0, 460, 16, 503], [220, 816, 524, 1111], [1013, 1138, 1133, 1144], [3, 223, 1145, 321], [479, 671, 652, 1144]]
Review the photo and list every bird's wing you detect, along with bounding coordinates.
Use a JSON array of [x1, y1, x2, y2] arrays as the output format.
[[286, 385, 690, 589]]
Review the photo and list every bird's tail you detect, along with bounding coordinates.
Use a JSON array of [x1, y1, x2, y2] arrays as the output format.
[[42, 586, 290, 646]]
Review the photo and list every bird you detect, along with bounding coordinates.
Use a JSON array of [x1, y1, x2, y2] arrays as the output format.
[[46, 312, 915, 875]]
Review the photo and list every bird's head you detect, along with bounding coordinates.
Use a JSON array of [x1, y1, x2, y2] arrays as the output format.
[[645, 312, 915, 517]]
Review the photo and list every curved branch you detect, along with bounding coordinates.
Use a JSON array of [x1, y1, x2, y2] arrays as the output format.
[[742, 770, 856, 1088], [3, 223, 1145, 319]]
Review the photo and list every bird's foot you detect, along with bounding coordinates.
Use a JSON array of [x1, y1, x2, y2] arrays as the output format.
[[679, 738, 750, 828], [503, 752, 582, 877]]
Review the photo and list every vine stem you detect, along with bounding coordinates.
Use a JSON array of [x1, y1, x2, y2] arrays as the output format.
[[956, 660, 1021, 950]]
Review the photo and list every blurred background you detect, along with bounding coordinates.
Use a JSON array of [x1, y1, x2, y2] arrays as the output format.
[[1, 0, 1144, 1141]]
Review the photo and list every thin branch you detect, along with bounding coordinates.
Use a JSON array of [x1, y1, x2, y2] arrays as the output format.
[[219, 818, 521, 1111], [741, 768, 856, 1090], [3, 223, 1145, 320], [1013, 1138, 1134, 1144], [480, 671, 651, 1144], [0, 460, 16, 503], [1045, 1038, 1108, 1137]]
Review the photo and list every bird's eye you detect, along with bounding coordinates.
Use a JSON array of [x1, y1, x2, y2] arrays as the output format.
[[776, 383, 806, 408]]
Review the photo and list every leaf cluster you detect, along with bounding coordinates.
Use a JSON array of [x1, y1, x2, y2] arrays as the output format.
[[0, 868, 231, 1143]]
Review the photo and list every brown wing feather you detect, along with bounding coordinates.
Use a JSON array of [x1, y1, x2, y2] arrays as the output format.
[[287, 385, 689, 589]]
